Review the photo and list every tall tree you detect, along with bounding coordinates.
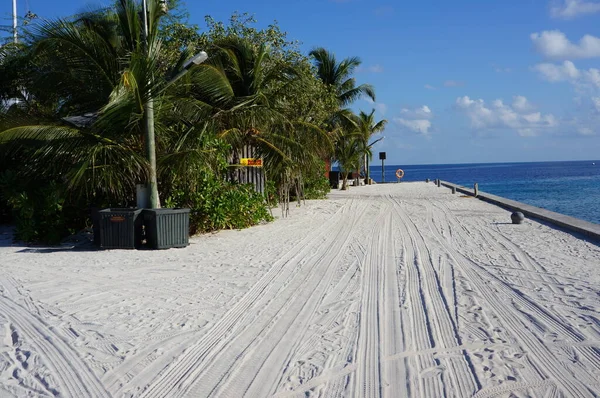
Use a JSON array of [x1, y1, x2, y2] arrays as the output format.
[[354, 109, 387, 184], [188, 35, 335, 212], [334, 128, 361, 190], [309, 47, 377, 180], [0, 0, 211, 202], [309, 47, 375, 106]]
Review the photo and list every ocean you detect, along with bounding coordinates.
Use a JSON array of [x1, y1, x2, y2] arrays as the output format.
[[367, 160, 600, 225]]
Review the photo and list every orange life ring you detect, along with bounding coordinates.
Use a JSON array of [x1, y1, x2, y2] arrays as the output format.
[[395, 169, 404, 179]]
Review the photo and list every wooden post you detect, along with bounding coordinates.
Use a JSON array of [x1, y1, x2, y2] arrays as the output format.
[[426, 178, 430, 183], [452, 186, 456, 194], [474, 183, 479, 197], [437, 179, 441, 187]]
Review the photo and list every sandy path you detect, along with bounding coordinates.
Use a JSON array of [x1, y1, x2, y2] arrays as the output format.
[[1, 182, 600, 397]]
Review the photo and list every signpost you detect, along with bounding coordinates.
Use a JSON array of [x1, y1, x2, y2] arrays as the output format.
[[379, 152, 386, 183]]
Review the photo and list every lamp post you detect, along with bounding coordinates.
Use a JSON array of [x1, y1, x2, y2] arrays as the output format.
[[12, 0, 18, 43], [141, 0, 206, 208], [365, 136, 384, 185], [167, 52, 208, 85]]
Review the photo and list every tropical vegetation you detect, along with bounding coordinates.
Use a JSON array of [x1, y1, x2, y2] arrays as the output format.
[[0, 0, 387, 243]]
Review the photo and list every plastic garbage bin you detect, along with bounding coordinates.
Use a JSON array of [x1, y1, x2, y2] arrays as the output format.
[[143, 208, 190, 249], [98, 208, 143, 249]]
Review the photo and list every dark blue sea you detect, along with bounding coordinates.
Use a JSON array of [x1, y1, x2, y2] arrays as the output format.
[[370, 161, 600, 225]]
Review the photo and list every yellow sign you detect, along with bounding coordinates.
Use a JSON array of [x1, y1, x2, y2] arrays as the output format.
[[240, 158, 263, 167]]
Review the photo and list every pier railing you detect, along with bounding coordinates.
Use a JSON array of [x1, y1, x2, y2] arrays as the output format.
[[438, 180, 600, 242]]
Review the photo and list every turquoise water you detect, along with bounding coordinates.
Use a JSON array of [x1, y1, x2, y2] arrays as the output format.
[[371, 161, 600, 225]]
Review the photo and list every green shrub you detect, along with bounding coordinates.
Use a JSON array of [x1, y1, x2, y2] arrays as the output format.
[[265, 179, 279, 207], [0, 171, 72, 244], [165, 173, 273, 234], [303, 174, 330, 200], [302, 160, 331, 200]]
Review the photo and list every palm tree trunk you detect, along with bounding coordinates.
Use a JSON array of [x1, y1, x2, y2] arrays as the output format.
[[341, 172, 349, 190], [145, 98, 160, 208], [365, 154, 370, 185]]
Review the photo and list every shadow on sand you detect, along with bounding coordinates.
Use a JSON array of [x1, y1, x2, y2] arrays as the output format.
[[0, 225, 102, 253]]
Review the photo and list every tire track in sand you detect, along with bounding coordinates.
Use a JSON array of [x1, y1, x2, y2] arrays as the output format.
[[202, 201, 373, 397], [138, 199, 362, 397], [428, 199, 600, 385], [390, 196, 480, 398], [379, 209, 408, 398], [353, 208, 389, 398], [0, 281, 110, 397], [423, 200, 598, 397]]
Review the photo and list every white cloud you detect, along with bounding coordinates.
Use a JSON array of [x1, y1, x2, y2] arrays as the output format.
[[578, 126, 596, 135], [512, 95, 534, 112], [561, 115, 600, 136], [394, 105, 434, 136], [455, 96, 557, 136], [396, 119, 432, 135], [592, 97, 600, 112], [424, 84, 436, 90], [400, 105, 433, 119], [550, 0, 600, 19], [586, 68, 600, 86], [533, 60, 581, 82], [533, 60, 600, 89], [531, 30, 600, 59]]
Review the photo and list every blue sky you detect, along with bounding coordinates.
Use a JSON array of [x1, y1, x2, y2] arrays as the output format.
[[2, 0, 600, 165]]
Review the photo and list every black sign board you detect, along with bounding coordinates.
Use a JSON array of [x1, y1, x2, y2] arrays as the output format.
[[379, 152, 386, 160]]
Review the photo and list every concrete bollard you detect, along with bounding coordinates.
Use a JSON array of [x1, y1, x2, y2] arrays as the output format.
[[511, 212, 525, 224], [474, 183, 479, 197], [452, 186, 456, 194]]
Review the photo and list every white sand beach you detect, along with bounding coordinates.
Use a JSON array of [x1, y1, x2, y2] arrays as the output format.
[[1, 182, 600, 397]]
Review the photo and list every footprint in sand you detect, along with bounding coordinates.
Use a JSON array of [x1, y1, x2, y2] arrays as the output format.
[[420, 365, 446, 379]]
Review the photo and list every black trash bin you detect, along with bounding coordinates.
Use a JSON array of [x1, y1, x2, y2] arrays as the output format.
[[143, 208, 190, 250], [91, 207, 101, 246], [98, 208, 143, 249]]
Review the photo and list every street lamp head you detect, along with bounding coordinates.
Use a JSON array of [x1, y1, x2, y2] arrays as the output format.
[[183, 51, 208, 70]]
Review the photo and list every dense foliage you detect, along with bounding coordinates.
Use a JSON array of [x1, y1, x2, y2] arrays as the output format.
[[165, 172, 273, 233], [0, 0, 385, 243]]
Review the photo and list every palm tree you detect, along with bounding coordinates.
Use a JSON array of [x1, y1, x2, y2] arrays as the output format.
[[334, 128, 361, 190], [184, 36, 333, 213], [309, 47, 377, 180], [309, 47, 375, 106], [188, 37, 290, 155], [354, 109, 387, 185], [0, 0, 214, 203]]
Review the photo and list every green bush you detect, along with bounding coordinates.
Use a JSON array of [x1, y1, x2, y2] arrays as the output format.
[[0, 171, 72, 244], [303, 174, 330, 200], [302, 160, 331, 200], [165, 173, 273, 234], [265, 179, 279, 207]]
